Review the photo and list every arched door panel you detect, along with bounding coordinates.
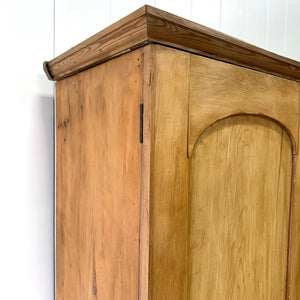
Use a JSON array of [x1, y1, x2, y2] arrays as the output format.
[[188, 115, 292, 299], [188, 54, 299, 156]]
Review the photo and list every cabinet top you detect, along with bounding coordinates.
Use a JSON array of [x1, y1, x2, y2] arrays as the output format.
[[44, 5, 300, 82]]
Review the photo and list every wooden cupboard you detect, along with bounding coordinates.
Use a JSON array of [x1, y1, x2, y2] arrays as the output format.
[[44, 5, 300, 300]]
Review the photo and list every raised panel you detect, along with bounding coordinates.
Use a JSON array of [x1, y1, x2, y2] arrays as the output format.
[[188, 115, 292, 299], [188, 54, 300, 156]]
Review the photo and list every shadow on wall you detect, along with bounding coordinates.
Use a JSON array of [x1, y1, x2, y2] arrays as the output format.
[[26, 75, 54, 298], [0, 74, 55, 299], [27, 75, 54, 209]]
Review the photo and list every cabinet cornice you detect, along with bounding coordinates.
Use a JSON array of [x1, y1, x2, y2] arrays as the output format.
[[44, 5, 300, 81]]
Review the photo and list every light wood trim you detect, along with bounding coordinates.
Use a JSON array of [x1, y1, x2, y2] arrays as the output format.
[[139, 44, 155, 300], [287, 154, 297, 299], [149, 45, 190, 299], [290, 115, 300, 298], [188, 54, 300, 156], [44, 5, 300, 82]]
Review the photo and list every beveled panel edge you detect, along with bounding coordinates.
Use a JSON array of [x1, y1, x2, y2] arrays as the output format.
[[44, 5, 300, 81], [189, 113, 299, 158], [188, 55, 300, 157]]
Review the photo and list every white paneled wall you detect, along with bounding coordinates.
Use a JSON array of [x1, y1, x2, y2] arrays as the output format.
[[110, 0, 155, 23], [221, 0, 246, 40], [245, 0, 268, 48], [1, 0, 298, 300], [55, 0, 110, 56], [267, 0, 286, 55], [191, 0, 221, 30], [286, 0, 300, 60], [155, 0, 191, 19], [55, 0, 300, 61]]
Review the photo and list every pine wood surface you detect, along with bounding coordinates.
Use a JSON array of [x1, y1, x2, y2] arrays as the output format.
[[149, 45, 190, 299], [189, 115, 292, 299], [147, 45, 299, 299], [290, 141, 300, 299], [188, 53, 300, 156], [53, 42, 300, 299], [55, 49, 142, 299], [139, 44, 155, 300], [44, 5, 300, 82]]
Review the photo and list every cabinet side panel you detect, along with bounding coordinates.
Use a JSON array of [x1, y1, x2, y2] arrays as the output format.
[[55, 50, 142, 300], [150, 45, 190, 299]]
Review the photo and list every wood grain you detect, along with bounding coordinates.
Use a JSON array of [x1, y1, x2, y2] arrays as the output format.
[[188, 54, 300, 156], [44, 5, 300, 82], [189, 115, 292, 299], [44, 6, 148, 80], [146, 5, 300, 82], [290, 124, 300, 299], [139, 44, 155, 300], [149, 45, 190, 299], [55, 49, 142, 300]]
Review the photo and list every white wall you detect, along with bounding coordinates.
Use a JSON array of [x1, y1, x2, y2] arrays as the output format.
[[0, 0, 54, 299], [1, 0, 299, 299]]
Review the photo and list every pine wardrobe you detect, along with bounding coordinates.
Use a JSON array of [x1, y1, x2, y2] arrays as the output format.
[[44, 5, 300, 300]]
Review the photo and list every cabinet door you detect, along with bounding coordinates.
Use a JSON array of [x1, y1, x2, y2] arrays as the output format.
[[145, 45, 300, 299], [188, 54, 300, 300]]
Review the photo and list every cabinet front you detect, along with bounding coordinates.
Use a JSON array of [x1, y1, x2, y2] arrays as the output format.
[[188, 54, 299, 299], [148, 45, 300, 300]]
